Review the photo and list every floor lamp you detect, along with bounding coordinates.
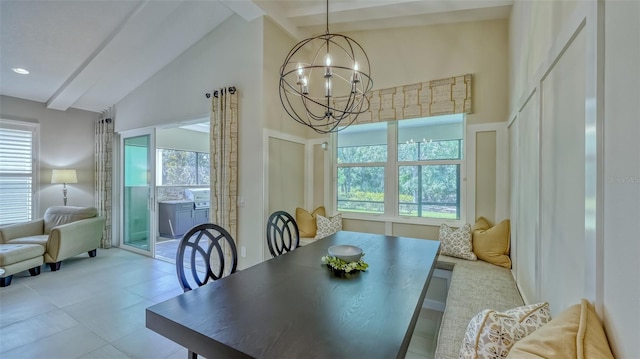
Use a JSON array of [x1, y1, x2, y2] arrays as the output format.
[[51, 169, 77, 206]]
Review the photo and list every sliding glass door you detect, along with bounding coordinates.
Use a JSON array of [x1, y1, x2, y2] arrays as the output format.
[[121, 129, 155, 255]]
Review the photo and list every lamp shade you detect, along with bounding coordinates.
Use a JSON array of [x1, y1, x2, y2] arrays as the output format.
[[51, 169, 78, 184]]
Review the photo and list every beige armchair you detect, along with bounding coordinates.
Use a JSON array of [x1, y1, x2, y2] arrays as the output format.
[[0, 206, 105, 271]]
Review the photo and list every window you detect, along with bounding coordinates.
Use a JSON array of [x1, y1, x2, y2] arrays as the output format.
[[0, 120, 38, 225], [156, 149, 210, 186], [397, 116, 463, 219], [337, 122, 387, 214], [336, 114, 464, 221]]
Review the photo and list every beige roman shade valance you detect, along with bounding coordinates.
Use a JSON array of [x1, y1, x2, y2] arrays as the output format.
[[345, 74, 472, 125]]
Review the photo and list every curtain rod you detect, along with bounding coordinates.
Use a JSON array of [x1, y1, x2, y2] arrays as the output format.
[[205, 86, 236, 99]]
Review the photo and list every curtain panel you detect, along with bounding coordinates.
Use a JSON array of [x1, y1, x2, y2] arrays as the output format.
[[95, 108, 114, 249], [210, 87, 239, 242]]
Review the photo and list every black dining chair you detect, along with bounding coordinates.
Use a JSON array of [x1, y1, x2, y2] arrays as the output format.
[[266, 211, 300, 257], [176, 223, 238, 292]]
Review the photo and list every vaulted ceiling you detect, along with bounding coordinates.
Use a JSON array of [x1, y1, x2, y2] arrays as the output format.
[[0, 0, 512, 113]]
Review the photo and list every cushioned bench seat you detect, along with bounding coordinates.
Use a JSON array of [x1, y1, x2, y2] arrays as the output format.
[[299, 237, 316, 246], [435, 254, 524, 359]]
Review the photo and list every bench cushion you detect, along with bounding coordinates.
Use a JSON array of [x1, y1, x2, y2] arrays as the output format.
[[435, 254, 524, 359]]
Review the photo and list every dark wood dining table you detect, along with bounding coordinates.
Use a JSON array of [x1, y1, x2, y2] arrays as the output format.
[[146, 230, 440, 359]]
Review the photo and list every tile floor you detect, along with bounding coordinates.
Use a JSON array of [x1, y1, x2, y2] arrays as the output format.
[[155, 238, 180, 263], [0, 248, 440, 359]]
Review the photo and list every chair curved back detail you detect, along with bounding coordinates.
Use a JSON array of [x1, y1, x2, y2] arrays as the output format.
[[266, 211, 300, 257], [176, 223, 238, 292]]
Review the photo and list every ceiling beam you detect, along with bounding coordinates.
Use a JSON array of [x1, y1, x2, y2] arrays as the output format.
[[288, 0, 514, 27], [286, 0, 424, 18], [219, 0, 264, 22], [47, 0, 187, 111], [249, 1, 309, 40]]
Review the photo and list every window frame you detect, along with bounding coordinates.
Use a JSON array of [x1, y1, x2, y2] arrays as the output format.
[[155, 148, 210, 186], [0, 119, 39, 225], [332, 116, 466, 227]]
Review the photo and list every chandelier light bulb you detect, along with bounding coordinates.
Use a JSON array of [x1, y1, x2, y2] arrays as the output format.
[[296, 63, 304, 85], [324, 54, 333, 78], [352, 61, 361, 83]]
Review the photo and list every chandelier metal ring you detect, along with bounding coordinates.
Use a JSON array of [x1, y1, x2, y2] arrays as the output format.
[[278, 1, 373, 134]]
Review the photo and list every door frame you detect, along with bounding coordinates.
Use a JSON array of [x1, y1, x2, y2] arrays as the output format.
[[119, 127, 157, 257]]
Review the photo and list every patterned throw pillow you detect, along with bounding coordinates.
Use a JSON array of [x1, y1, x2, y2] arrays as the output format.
[[459, 302, 552, 359], [439, 223, 476, 260], [314, 214, 342, 240]]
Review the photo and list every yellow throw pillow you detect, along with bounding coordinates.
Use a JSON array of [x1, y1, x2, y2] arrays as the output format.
[[296, 206, 326, 237], [507, 299, 615, 359], [473, 217, 511, 268]]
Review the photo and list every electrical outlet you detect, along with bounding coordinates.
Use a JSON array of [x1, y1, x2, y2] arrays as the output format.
[[241, 246, 247, 258]]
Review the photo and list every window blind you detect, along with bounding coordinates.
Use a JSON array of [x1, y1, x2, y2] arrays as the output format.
[[0, 122, 36, 225]]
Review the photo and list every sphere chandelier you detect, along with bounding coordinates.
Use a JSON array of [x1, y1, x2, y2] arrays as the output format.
[[279, 0, 373, 134]]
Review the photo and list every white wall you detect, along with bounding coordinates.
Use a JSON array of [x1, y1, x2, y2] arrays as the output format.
[[350, 20, 509, 126], [603, 0, 640, 356], [115, 15, 265, 269], [508, 0, 580, 110], [509, 0, 638, 356], [538, 26, 587, 311], [0, 95, 99, 216], [509, 0, 590, 308], [262, 17, 308, 138]]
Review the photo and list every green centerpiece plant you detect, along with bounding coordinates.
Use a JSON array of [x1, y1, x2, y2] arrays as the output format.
[[321, 255, 369, 277]]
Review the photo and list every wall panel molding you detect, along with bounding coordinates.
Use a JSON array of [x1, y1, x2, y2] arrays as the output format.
[[508, 1, 603, 318]]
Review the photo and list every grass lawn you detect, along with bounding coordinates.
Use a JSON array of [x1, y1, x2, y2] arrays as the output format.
[[341, 208, 458, 219]]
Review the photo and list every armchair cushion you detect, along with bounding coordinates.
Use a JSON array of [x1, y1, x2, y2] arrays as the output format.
[[44, 206, 98, 234], [6, 235, 48, 247], [0, 219, 44, 244]]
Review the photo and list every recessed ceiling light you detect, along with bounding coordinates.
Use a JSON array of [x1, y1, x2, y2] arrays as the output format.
[[12, 67, 30, 75]]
